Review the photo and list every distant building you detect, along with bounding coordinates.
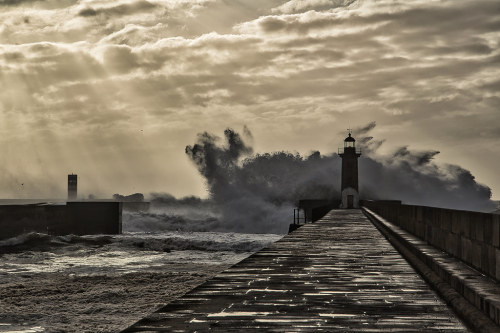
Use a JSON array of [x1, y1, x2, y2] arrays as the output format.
[[339, 131, 361, 208], [68, 174, 77, 201]]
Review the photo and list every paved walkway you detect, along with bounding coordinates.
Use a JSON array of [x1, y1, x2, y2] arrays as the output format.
[[123, 210, 470, 332]]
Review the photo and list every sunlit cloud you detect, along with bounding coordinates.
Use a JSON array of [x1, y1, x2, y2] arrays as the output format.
[[0, 0, 498, 199]]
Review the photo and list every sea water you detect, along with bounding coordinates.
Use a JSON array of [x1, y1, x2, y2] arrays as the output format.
[[0, 231, 282, 277], [0, 209, 284, 332]]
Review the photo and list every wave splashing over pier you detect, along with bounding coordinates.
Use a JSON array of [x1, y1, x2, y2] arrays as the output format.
[[186, 128, 341, 234], [184, 124, 495, 232]]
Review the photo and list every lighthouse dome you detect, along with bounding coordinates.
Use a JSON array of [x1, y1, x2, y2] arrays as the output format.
[[344, 133, 355, 142], [343, 132, 356, 148]]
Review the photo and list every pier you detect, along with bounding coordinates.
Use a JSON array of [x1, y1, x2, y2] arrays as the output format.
[[123, 209, 473, 332]]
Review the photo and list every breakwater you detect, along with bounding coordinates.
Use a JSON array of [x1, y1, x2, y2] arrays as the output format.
[[123, 210, 468, 332], [0, 202, 122, 240], [362, 201, 500, 331], [362, 201, 499, 281]]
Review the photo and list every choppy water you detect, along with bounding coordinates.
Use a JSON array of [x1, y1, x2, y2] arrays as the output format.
[[0, 231, 282, 278], [0, 208, 284, 332]]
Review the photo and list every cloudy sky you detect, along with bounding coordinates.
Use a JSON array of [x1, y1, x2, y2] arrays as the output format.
[[0, 0, 499, 200]]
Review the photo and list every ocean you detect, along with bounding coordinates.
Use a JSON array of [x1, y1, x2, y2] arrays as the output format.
[[0, 208, 284, 332]]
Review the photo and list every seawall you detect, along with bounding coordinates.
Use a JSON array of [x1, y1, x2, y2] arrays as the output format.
[[362, 201, 500, 331], [0, 202, 122, 240], [361, 201, 499, 281]]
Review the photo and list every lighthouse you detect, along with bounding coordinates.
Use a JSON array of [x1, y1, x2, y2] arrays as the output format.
[[339, 130, 361, 208], [68, 174, 77, 201]]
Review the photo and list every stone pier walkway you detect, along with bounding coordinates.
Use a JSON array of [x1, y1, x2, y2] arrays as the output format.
[[123, 210, 470, 332]]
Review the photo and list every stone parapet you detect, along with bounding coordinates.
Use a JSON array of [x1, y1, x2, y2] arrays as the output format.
[[362, 200, 500, 282], [363, 207, 500, 332]]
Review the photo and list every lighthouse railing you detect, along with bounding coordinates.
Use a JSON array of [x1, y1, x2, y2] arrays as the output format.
[[293, 208, 306, 225]]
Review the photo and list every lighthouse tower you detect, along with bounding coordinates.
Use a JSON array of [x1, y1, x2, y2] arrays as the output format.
[[339, 130, 361, 208], [68, 174, 77, 201]]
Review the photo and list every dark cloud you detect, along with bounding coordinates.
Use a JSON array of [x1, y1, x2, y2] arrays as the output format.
[[481, 79, 500, 92], [0, 0, 73, 8], [273, 0, 357, 14], [78, 8, 97, 17], [77, 0, 157, 18], [0, 0, 42, 5], [355, 121, 376, 135]]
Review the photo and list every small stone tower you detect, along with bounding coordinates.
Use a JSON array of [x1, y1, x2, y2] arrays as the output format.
[[339, 131, 361, 208], [68, 174, 77, 201]]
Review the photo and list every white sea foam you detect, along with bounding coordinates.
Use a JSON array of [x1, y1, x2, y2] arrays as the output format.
[[0, 325, 44, 333], [0, 231, 282, 277], [0, 233, 51, 248]]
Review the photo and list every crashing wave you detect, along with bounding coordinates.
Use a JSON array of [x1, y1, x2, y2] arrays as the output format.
[[0, 230, 282, 254], [122, 211, 222, 233]]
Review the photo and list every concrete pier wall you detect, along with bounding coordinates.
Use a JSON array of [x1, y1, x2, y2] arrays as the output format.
[[298, 199, 340, 222], [0, 202, 122, 240], [362, 200, 500, 282]]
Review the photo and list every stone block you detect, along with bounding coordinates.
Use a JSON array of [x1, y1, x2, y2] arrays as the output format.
[[464, 214, 472, 238], [435, 229, 445, 250], [443, 233, 451, 255], [416, 221, 425, 239], [422, 207, 432, 225], [451, 213, 460, 234], [472, 242, 482, 269], [450, 275, 463, 293], [434, 208, 441, 229], [425, 224, 433, 242], [454, 234, 462, 257], [488, 302, 495, 322], [463, 284, 475, 305], [461, 216, 468, 236], [488, 246, 496, 280], [442, 211, 452, 231], [431, 227, 439, 248], [493, 216, 500, 247], [496, 248, 500, 281], [429, 226, 435, 244], [437, 214, 443, 230], [416, 206, 423, 222], [483, 218, 493, 245], [462, 237, 473, 264], [475, 219, 484, 242], [481, 244, 490, 275]]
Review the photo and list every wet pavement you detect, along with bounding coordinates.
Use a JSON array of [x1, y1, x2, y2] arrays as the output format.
[[123, 209, 470, 332]]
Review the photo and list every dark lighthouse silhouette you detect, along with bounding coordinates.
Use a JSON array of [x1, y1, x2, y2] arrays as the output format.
[[339, 130, 361, 208], [68, 174, 77, 201]]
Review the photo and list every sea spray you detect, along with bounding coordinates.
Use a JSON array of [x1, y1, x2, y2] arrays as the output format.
[[120, 123, 495, 234], [185, 129, 341, 233], [183, 124, 495, 233], [356, 123, 495, 212]]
